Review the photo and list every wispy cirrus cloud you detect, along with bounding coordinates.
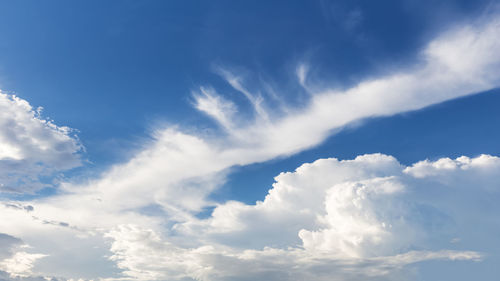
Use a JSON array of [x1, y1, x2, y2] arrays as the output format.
[[193, 14, 500, 165]]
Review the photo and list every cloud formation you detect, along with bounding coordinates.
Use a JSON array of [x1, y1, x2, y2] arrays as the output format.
[[194, 13, 500, 164], [49, 11, 500, 222], [0, 92, 83, 193], [103, 153, 494, 281]]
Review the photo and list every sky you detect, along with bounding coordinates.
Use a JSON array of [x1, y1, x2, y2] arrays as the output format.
[[0, 0, 500, 280]]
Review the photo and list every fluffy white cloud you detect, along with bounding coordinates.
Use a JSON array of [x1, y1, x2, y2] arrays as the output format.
[[0, 92, 83, 193], [0, 252, 47, 278], [101, 153, 495, 281], [2, 153, 495, 281], [104, 225, 480, 281], [404, 154, 500, 192]]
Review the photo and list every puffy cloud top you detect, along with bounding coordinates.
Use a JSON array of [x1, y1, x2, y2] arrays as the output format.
[[101, 153, 497, 281]]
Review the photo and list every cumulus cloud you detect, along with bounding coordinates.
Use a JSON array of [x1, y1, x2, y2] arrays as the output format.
[[2, 152, 496, 280], [102, 153, 495, 281], [0, 252, 47, 278], [404, 154, 500, 188], [0, 92, 83, 193], [104, 225, 480, 281]]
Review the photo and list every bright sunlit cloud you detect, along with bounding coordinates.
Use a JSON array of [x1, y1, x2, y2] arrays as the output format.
[[0, 92, 83, 193]]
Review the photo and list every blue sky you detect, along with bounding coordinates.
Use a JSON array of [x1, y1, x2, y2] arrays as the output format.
[[0, 1, 499, 280]]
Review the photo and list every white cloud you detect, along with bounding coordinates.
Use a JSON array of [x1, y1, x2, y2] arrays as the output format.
[[0, 233, 46, 278], [0, 149, 497, 280], [24, 12, 500, 224], [193, 87, 237, 131], [191, 14, 500, 165], [0, 252, 47, 278], [298, 176, 408, 258], [404, 154, 500, 192], [0, 92, 83, 193], [104, 224, 481, 281], [101, 153, 495, 281], [404, 154, 500, 178]]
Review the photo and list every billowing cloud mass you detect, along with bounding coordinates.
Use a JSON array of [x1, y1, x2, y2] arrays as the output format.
[[0, 92, 83, 193], [0, 153, 498, 280], [80, 154, 496, 280], [0, 11, 499, 281]]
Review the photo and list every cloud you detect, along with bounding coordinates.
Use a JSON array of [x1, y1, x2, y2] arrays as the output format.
[[102, 153, 495, 281], [45, 11, 500, 221], [191, 13, 500, 163], [104, 225, 480, 281], [0, 92, 83, 193], [0, 233, 46, 278], [0, 252, 47, 278], [193, 87, 238, 131], [404, 154, 500, 178]]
